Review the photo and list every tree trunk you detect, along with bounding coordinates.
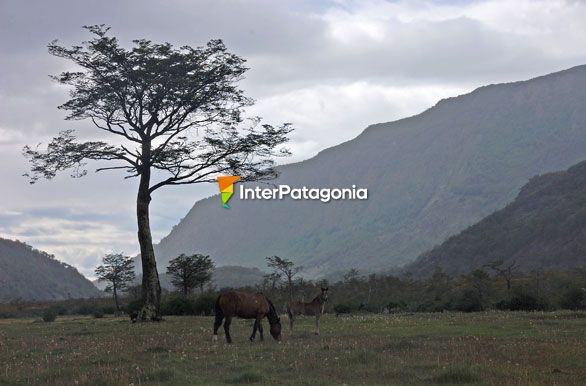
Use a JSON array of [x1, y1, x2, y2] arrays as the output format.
[[113, 283, 120, 311], [137, 155, 162, 321]]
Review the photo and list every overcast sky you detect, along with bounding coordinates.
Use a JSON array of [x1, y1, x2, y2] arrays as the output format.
[[2, 0, 586, 279]]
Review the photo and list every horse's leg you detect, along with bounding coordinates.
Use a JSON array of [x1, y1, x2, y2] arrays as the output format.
[[213, 313, 224, 341], [257, 317, 264, 341], [249, 319, 258, 342], [224, 316, 233, 344]]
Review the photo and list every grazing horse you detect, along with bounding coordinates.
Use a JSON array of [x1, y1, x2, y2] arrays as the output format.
[[287, 287, 328, 335], [213, 291, 281, 343]]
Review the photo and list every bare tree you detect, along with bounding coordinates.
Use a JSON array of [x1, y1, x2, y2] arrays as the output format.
[[23, 25, 292, 320], [262, 272, 282, 291], [95, 253, 135, 311], [266, 256, 302, 302], [485, 260, 518, 295]]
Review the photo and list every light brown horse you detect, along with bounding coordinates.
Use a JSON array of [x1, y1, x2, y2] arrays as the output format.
[[287, 287, 328, 335], [213, 291, 281, 343]]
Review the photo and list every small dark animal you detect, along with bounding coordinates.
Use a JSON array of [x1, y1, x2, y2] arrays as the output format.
[[213, 291, 281, 343], [287, 287, 328, 335], [129, 311, 139, 323]]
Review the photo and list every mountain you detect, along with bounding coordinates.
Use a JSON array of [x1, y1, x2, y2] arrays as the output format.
[[155, 65, 586, 276], [0, 238, 101, 302], [407, 161, 586, 277]]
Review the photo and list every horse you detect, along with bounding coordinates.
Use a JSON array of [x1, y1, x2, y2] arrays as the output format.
[[287, 287, 328, 335], [213, 291, 281, 344]]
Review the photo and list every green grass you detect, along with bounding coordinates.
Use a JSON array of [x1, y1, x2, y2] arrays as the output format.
[[0, 311, 584, 385]]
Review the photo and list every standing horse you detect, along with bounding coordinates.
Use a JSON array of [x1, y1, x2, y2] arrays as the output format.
[[287, 287, 328, 335], [213, 291, 281, 343]]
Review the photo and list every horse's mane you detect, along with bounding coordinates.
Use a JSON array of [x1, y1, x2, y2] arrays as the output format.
[[265, 297, 280, 325]]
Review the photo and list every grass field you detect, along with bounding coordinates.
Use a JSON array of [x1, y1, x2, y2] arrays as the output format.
[[0, 311, 584, 385]]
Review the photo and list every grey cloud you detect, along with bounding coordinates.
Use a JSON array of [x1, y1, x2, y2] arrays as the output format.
[[2, 0, 586, 277]]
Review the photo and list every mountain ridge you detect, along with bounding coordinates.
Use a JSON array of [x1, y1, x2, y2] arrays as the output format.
[[154, 65, 586, 276], [407, 160, 586, 277], [0, 238, 101, 302]]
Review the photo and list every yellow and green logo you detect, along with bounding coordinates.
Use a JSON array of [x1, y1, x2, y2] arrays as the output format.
[[217, 176, 241, 208]]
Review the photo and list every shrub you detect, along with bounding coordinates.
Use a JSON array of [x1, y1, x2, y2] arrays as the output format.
[[101, 306, 117, 315], [454, 290, 483, 312], [42, 308, 57, 322], [126, 299, 143, 314], [559, 287, 585, 310], [496, 293, 547, 311], [334, 303, 354, 315], [194, 295, 216, 316], [161, 296, 196, 316], [75, 304, 96, 315]]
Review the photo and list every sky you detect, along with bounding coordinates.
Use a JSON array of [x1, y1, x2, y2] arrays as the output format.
[[1, 0, 586, 279]]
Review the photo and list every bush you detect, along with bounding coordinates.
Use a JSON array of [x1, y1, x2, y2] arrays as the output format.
[[75, 304, 96, 315], [559, 288, 585, 310], [126, 299, 143, 314], [496, 293, 547, 311], [194, 295, 216, 316], [161, 296, 196, 316], [454, 290, 484, 312], [333, 303, 354, 315], [42, 308, 57, 322], [100, 306, 117, 315]]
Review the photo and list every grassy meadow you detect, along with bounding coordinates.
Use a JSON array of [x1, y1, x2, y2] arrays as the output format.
[[0, 311, 584, 385]]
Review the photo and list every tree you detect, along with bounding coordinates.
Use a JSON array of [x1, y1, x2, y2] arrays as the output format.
[[262, 272, 282, 291], [470, 269, 491, 311], [167, 254, 215, 297], [193, 254, 215, 295], [23, 25, 292, 320], [343, 268, 361, 283], [95, 253, 136, 311], [266, 256, 302, 302], [485, 260, 518, 295]]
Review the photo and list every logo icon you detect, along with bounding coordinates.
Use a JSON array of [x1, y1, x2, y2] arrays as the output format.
[[217, 176, 241, 208]]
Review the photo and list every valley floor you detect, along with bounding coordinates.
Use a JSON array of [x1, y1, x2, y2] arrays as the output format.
[[0, 312, 584, 385]]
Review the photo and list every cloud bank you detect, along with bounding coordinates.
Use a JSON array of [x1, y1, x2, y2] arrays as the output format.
[[1, 0, 586, 277]]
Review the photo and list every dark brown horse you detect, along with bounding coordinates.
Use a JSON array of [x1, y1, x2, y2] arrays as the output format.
[[287, 287, 328, 335], [213, 291, 281, 343]]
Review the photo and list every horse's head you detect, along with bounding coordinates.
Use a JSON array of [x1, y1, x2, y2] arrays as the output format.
[[320, 287, 329, 302], [269, 318, 282, 341]]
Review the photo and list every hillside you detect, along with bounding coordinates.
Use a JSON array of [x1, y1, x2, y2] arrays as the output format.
[[155, 65, 586, 276], [407, 161, 586, 277], [0, 238, 101, 302]]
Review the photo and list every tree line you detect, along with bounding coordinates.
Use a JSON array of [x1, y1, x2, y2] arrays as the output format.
[[96, 253, 585, 317]]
